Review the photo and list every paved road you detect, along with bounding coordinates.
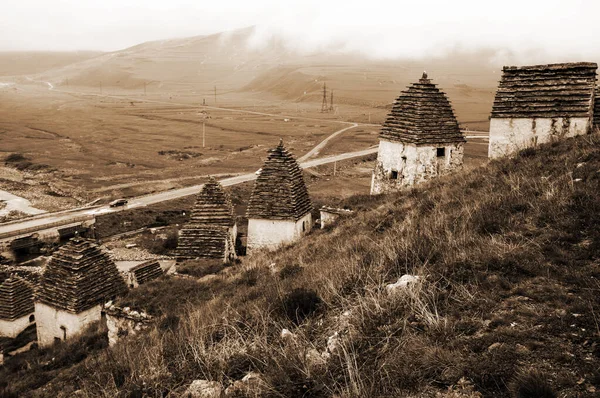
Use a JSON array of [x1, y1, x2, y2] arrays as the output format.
[[0, 148, 378, 240], [298, 123, 359, 162]]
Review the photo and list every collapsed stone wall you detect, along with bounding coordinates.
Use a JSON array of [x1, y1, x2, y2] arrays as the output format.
[[104, 303, 153, 347]]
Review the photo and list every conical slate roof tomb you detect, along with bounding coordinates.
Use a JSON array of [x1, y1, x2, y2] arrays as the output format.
[[246, 141, 313, 251], [0, 276, 35, 338], [371, 72, 466, 194], [176, 177, 237, 263], [35, 237, 127, 347], [488, 62, 597, 158]]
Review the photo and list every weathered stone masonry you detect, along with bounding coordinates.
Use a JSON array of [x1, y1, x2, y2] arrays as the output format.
[[371, 73, 465, 194], [35, 238, 127, 347], [0, 276, 34, 338], [489, 62, 597, 158], [246, 141, 313, 251], [176, 177, 237, 263]]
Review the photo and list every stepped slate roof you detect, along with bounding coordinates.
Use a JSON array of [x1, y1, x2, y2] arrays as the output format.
[[380, 73, 465, 145], [37, 238, 127, 313], [0, 276, 34, 320], [189, 177, 235, 227], [176, 178, 236, 261], [129, 260, 163, 286], [246, 141, 312, 220], [491, 62, 597, 119]]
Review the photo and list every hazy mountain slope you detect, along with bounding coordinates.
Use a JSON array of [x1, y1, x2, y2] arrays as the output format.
[[0, 51, 102, 77], [33, 27, 295, 93], [4, 133, 600, 397]]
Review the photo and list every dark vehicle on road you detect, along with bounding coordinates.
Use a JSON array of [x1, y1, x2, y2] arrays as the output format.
[[109, 199, 128, 208]]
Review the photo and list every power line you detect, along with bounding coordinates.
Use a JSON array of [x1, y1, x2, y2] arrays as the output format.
[[321, 83, 328, 113]]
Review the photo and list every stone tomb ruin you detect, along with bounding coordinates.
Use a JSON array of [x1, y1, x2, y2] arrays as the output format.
[[371, 72, 466, 194], [246, 140, 313, 251], [35, 237, 127, 347], [0, 276, 35, 338], [176, 177, 237, 263], [319, 206, 354, 229], [124, 260, 163, 288], [489, 62, 598, 158]]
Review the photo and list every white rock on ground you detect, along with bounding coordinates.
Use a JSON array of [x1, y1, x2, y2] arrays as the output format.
[[224, 372, 266, 396], [280, 328, 296, 342], [386, 274, 420, 294], [183, 380, 223, 397], [327, 332, 341, 353]]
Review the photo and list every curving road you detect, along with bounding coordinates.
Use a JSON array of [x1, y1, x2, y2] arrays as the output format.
[[0, 148, 377, 240]]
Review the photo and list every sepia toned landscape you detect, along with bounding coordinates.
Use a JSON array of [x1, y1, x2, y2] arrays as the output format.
[[1, 4, 599, 398]]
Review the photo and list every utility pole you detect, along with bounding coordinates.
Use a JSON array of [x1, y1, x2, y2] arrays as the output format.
[[214, 86, 217, 104], [202, 122, 206, 148], [321, 83, 328, 113], [329, 90, 334, 112]]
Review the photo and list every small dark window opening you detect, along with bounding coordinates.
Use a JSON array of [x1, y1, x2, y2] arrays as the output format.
[[437, 147, 445, 157], [29, 314, 35, 323], [60, 325, 67, 341], [391, 170, 398, 179]]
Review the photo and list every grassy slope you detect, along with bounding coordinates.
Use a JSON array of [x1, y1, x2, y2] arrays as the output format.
[[5, 133, 600, 397]]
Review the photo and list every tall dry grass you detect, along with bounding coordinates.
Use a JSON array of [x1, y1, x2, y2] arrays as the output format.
[[5, 133, 600, 397]]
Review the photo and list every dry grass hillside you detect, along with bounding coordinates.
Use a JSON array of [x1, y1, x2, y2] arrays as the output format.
[[3, 133, 600, 397]]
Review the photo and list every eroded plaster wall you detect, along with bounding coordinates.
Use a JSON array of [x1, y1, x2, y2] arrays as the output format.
[[0, 314, 33, 338], [35, 302, 101, 347], [488, 117, 590, 159], [247, 213, 312, 252], [371, 139, 464, 194]]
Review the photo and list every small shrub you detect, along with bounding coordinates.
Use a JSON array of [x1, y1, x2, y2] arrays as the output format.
[[279, 264, 303, 280], [177, 259, 225, 278], [159, 314, 180, 331], [4, 153, 26, 163], [281, 288, 323, 325], [518, 147, 537, 158], [511, 370, 556, 398]]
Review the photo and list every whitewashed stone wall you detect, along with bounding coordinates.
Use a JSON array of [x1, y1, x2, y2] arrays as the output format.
[[247, 213, 312, 252], [0, 313, 33, 338], [371, 139, 464, 194], [35, 302, 101, 347], [488, 117, 591, 159]]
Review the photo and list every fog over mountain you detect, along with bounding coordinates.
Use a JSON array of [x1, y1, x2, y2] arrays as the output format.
[[1, 0, 599, 63]]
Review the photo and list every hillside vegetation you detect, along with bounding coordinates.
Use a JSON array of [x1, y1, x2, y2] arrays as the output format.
[[4, 133, 600, 397]]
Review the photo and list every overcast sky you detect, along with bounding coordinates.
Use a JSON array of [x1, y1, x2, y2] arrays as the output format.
[[1, 0, 599, 60]]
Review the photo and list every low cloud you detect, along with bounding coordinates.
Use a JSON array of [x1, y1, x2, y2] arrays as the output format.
[[1, 0, 598, 63]]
